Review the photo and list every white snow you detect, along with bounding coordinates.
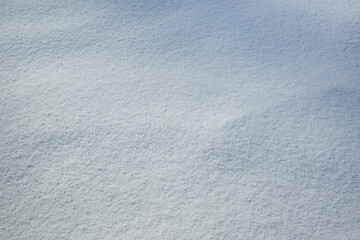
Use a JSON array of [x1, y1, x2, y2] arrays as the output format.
[[1, 0, 359, 239]]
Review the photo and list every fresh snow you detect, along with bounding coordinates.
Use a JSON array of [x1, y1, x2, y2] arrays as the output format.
[[1, 0, 360, 239]]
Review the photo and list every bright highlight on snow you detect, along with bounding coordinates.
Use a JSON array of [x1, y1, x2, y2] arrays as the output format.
[[1, 0, 359, 239]]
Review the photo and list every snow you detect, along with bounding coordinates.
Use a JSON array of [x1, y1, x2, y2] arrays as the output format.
[[1, 0, 359, 239]]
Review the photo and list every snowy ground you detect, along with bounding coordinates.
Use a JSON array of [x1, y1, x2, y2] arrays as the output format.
[[1, 0, 360, 239]]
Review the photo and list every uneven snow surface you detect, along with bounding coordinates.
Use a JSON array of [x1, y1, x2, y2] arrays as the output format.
[[1, 0, 360, 239]]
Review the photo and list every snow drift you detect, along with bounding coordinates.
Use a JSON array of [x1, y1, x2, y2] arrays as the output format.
[[1, 0, 359, 239]]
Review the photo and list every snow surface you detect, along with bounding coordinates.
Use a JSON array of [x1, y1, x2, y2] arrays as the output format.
[[1, 0, 360, 239]]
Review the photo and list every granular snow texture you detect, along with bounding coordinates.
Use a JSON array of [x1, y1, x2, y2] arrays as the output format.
[[1, 0, 359, 239]]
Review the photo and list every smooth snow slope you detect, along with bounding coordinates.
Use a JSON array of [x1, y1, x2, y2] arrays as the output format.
[[1, 0, 359, 239]]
